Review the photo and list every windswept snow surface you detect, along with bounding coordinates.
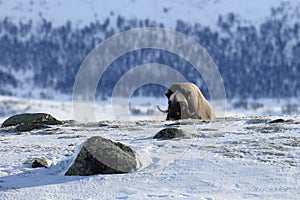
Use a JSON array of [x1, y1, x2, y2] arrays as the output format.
[[0, 96, 300, 199]]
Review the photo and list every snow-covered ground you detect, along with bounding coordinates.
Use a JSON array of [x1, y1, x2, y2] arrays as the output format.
[[0, 95, 169, 124], [0, 95, 299, 124], [0, 96, 299, 199]]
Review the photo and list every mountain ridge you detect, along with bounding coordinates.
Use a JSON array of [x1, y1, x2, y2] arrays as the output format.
[[0, 1, 299, 100]]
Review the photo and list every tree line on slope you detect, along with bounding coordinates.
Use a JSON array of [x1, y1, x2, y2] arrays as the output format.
[[0, 5, 299, 99]]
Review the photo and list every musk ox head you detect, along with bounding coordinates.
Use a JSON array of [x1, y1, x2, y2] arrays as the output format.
[[158, 82, 214, 121], [165, 90, 190, 120]]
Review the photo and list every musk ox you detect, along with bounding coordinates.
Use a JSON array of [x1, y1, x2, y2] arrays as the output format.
[[158, 82, 214, 121]]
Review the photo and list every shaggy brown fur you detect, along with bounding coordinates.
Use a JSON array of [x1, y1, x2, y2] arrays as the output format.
[[164, 82, 214, 120]]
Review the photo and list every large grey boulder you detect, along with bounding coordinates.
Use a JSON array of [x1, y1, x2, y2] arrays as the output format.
[[1, 113, 62, 131], [65, 136, 138, 176]]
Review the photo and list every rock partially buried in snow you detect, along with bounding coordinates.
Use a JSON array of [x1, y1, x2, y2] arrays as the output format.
[[269, 118, 292, 124], [15, 124, 51, 132], [1, 113, 62, 131], [32, 157, 50, 168], [65, 136, 138, 176], [154, 128, 191, 139]]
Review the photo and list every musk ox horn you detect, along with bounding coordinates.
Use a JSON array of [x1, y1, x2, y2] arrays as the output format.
[[157, 106, 168, 113]]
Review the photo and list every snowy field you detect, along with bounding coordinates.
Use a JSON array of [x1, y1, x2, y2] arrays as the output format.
[[0, 96, 299, 199]]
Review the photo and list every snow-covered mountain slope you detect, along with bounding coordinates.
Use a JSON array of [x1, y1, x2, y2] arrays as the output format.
[[1, 0, 300, 100], [1, 0, 299, 28]]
